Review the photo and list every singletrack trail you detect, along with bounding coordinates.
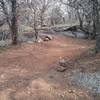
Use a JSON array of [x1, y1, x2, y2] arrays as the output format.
[[0, 34, 94, 100]]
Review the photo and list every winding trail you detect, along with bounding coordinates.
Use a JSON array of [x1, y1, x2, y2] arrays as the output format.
[[0, 34, 94, 100]]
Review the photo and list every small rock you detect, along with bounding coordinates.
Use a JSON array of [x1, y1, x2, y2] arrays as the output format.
[[59, 58, 71, 67], [37, 38, 43, 43], [68, 90, 75, 94], [35, 37, 43, 43], [57, 66, 66, 72], [59, 58, 67, 67]]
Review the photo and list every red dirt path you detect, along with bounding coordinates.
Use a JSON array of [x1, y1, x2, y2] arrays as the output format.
[[0, 35, 94, 100], [0, 35, 93, 72]]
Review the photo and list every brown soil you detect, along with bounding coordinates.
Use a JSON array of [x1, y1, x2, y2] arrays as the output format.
[[0, 34, 95, 100]]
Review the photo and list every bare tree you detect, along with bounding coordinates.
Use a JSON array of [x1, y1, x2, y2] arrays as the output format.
[[25, 0, 55, 41], [60, 0, 85, 28], [38, 0, 54, 27], [0, 0, 18, 45], [60, 0, 100, 39], [10, 0, 18, 45], [60, 0, 100, 53], [50, 6, 63, 26], [26, 0, 40, 41], [91, 0, 100, 39]]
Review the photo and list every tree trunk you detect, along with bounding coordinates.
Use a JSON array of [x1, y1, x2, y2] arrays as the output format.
[[34, 26, 38, 41], [11, 0, 18, 45], [92, 0, 100, 53], [11, 17, 18, 45], [40, 15, 43, 27], [91, 20, 97, 39], [40, 10, 45, 27], [77, 9, 83, 28], [33, 10, 38, 41], [96, 35, 100, 53]]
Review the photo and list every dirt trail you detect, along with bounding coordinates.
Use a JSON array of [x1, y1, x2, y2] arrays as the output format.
[[0, 35, 94, 100]]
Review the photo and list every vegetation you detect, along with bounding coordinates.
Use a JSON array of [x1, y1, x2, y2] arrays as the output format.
[[0, 0, 100, 100], [0, 0, 99, 48]]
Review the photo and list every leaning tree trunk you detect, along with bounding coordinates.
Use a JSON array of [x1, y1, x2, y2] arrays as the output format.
[[11, 0, 18, 45]]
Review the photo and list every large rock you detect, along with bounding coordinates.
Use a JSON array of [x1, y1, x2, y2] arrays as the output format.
[[56, 58, 70, 72], [44, 35, 53, 41], [39, 34, 53, 41]]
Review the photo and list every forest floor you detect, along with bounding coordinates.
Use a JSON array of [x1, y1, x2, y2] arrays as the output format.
[[0, 34, 99, 100]]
